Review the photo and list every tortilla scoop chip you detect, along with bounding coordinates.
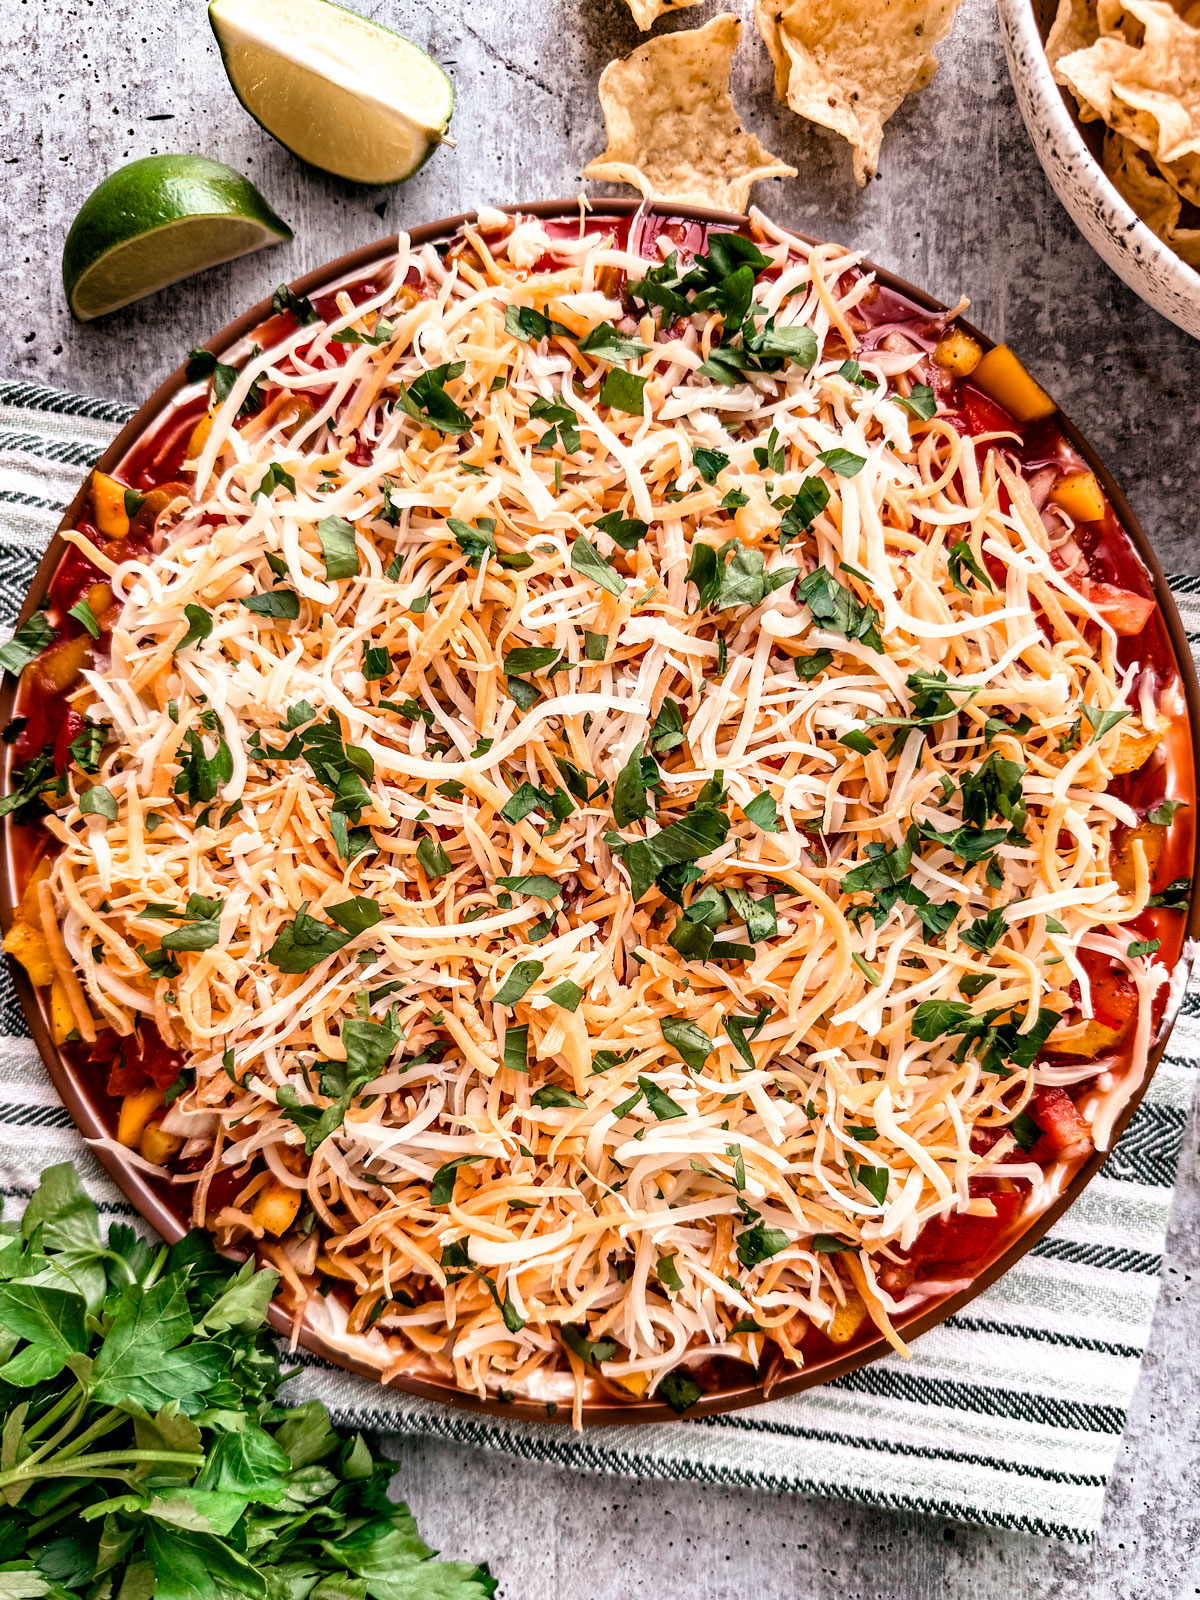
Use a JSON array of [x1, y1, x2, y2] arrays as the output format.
[[1101, 129, 1200, 260], [1046, 0, 1101, 73], [1057, 3, 1200, 168], [624, 0, 704, 28], [755, 0, 963, 187], [584, 13, 797, 212], [1061, 26, 1200, 205]]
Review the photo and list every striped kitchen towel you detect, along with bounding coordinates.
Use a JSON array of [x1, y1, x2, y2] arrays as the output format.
[[0, 376, 1195, 1543]]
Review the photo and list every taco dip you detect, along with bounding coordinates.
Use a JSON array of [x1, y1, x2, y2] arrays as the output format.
[[2, 201, 1195, 1425]]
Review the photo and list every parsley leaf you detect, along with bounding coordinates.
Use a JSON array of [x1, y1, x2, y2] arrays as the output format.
[[316, 515, 359, 580], [1082, 703, 1132, 743], [0, 612, 55, 677], [660, 1017, 712, 1070], [571, 536, 625, 596], [504, 304, 570, 343], [816, 447, 866, 478], [176, 603, 213, 653], [797, 567, 883, 651], [894, 383, 937, 420], [607, 804, 730, 902], [242, 589, 300, 619], [397, 360, 472, 434], [743, 791, 778, 833], [595, 509, 649, 550], [493, 960, 543, 1006], [578, 322, 650, 361], [736, 1223, 791, 1268], [546, 978, 583, 1012]]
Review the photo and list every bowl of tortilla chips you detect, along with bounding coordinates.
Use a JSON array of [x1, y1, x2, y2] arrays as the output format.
[[998, 0, 1200, 340]]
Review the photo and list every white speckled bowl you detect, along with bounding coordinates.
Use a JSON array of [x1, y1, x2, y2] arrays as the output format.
[[998, 0, 1200, 341]]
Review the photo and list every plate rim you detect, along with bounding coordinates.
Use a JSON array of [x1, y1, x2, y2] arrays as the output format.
[[4, 196, 1198, 1427]]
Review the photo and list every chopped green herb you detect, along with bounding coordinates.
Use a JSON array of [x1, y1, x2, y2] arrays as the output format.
[[79, 783, 117, 821], [660, 1017, 713, 1070], [493, 959, 544, 1006], [242, 588, 300, 619], [546, 978, 584, 1012], [1148, 798, 1187, 826], [797, 567, 883, 651], [571, 536, 625, 596], [531, 1084, 587, 1109], [68, 596, 100, 638], [735, 1223, 791, 1268], [578, 322, 650, 361], [816, 447, 866, 478], [175, 602, 213, 653], [416, 837, 452, 878], [397, 360, 472, 434], [503, 1025, 529, 1073], [496, 873, 559, 900], [894, 383, 937, 420], [0, 612, 55, 678]]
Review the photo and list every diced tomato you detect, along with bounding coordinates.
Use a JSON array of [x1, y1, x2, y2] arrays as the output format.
[[52, 709, 84, 773], [13, 691, 69, 764], [1075, 946, 1139, 1031], [100, 1024, 183, 1097], [959, 384, 1019, 440], [907, 1189, 1025, 1269], [969, 1126, 1003, 1155], [1028, 1086, 1094, 1161], [1081, 579, 1155, 636], [49, 545, 103, 613]]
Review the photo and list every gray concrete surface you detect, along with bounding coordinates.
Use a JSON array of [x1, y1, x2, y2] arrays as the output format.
[[3, 0, 1199, 1592]]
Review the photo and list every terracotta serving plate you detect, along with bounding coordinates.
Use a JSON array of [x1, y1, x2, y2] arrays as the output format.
[[4, 199, 1198, 1425]]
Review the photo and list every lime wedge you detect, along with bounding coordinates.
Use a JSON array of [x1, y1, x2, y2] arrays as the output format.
[[62, 154, 291, 322], [209, 0, 453, 186]]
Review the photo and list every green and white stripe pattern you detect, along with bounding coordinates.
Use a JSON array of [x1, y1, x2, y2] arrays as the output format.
[[0, 378, 1194, 1542]]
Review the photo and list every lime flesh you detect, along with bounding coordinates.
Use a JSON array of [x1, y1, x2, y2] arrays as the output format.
[[62, 154, 291, 322], [209, 0, 453, 185]]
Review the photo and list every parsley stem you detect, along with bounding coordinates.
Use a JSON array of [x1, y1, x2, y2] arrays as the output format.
[[25, 1486, 87, 1538], [52, 1405, 126, 1461], [18, 1385, 80, 1445], [0, 1448, 205, 1490], [17, 1390, 91, 1469]]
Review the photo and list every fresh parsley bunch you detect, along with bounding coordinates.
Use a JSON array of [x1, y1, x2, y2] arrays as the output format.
[[0, 1165, 496, 1600]]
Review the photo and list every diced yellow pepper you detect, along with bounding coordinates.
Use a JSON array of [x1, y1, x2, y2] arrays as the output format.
[[1051, 470, 1106, 523], [186, 411, 214, 460], [971, 345, 1057, 422], [611, 1370, 650, 1398], [141, 1121, 183, 1166], [825, 1289, 867, 1345], [1110, 720, 1164, 776], [933, 327, 983, 378], [1046, 1018, 1124, 1056], [91, 472, 130, 539], [117, 1087, 162, 1148], [1112, 819, 1165, 893], [254, 1183, 302, 1236], [16, 858, 52, 924], [3, 920, 57, 988], [48, 978, 76, 1045], [33, 632, 90, 694]]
